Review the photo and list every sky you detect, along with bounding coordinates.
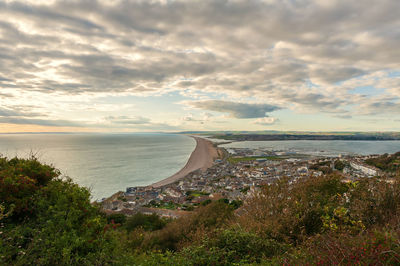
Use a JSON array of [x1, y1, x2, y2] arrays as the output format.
[[0, 0, 399, 133]]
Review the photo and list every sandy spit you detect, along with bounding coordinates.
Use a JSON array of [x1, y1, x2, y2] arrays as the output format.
[[150, 136, 219, 188]]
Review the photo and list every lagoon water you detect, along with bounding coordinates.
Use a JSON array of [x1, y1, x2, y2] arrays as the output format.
[[220, 140, 400, 157], [0, 133, 195, 200]]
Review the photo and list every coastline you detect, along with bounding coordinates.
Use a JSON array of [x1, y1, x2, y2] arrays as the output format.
[[150, 136, 220, 188]]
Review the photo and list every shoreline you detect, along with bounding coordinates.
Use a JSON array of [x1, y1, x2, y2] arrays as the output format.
[[150, 136, 219, 188]]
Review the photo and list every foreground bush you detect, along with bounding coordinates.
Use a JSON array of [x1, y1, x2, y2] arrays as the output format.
[[239, 174, 400, 243], [179, 227, 288, 265], [279, 230, 400, 265], [2, 155, 400, 265], [140, 200, 234, 252], [125, 213, 169, 232], [0, 157, 59, 220], [0, 157, 117, 265]]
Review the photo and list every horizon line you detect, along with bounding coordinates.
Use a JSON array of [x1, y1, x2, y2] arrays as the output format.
[[1, 130, 400, 135]]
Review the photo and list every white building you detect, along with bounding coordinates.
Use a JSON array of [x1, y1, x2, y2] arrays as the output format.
[[350, 161, 377, 176]]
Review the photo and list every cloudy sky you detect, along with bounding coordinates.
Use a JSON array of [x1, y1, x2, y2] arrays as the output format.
[[0, 0, 399, 133]]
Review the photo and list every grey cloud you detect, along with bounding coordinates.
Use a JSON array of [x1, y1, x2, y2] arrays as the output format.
[[0, 92, 13, 98], [187, 100, 280, 118], [335, 114, 353, 119], [356, 97, 400, 115], [102, 115, 179, 130], [0, 101, 178, 130], [0, 21, 59, 47], [182, 112, 213, 123], [182, 114, 197, 122], [0, 106, 44, 117], [104, 117, 178, 130], [0, 76, 12, 82], [105, 116, 151, 125], [0, 116, 179, 130], [0, 1, 104, 32], [0, 104, 81, 128], [0, 0, 399, 118], [0, 117, 86, 127], [254, 117, 278, 125], [0, 109, 175, 130], [310, 67, 366, 84], [0, 105, 81, 127]]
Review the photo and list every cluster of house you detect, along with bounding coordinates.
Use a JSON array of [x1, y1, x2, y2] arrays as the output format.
[[101, 148, 383, 217]]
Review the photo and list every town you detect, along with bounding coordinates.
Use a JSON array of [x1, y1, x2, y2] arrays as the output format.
[[101, 146, 386, 218]]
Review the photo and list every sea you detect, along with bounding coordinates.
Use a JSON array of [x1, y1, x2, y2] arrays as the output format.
[[0, 133, 196, 200], [1, 134, 400, 200]]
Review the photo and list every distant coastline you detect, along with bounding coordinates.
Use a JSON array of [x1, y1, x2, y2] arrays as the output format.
[[151, 136, 220, 188], [212, 134, 400, 141]]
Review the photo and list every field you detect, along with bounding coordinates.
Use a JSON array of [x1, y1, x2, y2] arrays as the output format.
[[227, 156, 285, 164]]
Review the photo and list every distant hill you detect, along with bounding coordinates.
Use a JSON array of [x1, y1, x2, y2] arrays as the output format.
[[212, 134, 400, 141], [179, 131, 400, 141]]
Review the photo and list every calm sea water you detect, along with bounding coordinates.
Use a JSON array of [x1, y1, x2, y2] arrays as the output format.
[[220, 140, 400, 157], [0, 133, 195, 200]]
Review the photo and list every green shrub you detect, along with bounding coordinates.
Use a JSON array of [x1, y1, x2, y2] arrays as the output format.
[[229, 199, 242, 209], [239, 175, 355, 243], [180, 227, 288, 264], [334, 159, 348, 171], [200, 199, 212, 206], [217, 198, 229, 204], [142, 201, 234, 252], [283, 230, 400, 265], [125, 213, 168, 232], [0, 156, 60, 220], [365, 152, 400, 173], [107, 213, 127, 225], [0, 157, 118, 265]]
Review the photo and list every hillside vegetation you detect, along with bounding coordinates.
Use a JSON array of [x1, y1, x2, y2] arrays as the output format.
[[1, 155, 400, 265], [366, 152, 400, 174]]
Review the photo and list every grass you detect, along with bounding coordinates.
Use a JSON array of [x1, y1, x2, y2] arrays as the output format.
[[228, 156, 284, 163], [186, 190, 210, 197], [146, 201, 182, 210]]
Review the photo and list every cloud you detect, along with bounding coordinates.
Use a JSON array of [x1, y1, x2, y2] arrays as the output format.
[[355, 96, 400, 116], [0, 112, 178, 130], [0, 117, 86, 127], [0, 104, 87, 127], [254, 117, 278, 125], [0, 106, 43, 117], [102, 115, 179, 130], [0, 0, 399, 129], [182, 113, 196, 122], [202, 112, 213, 121], [186, 100, 280, 118], [310, 66, 366, 84], [104, 115, 150, 125]]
